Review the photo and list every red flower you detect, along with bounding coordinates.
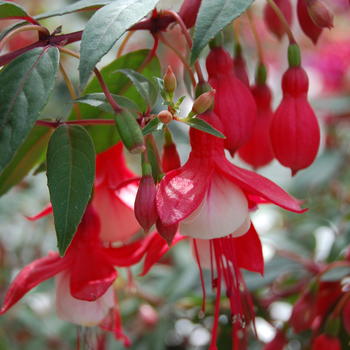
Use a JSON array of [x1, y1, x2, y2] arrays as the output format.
[[262, 329, 287, 350], [297, 0, 323, 44], [238, 82, 274, 169], [342, 297, 350, 335], [156, 111, 305, 239], [269, 65, 320, 175], [312, 333, 341, 350], [93, 142, 140, 242], [206, 46, 257, 155], [264, 0, 293, 40]]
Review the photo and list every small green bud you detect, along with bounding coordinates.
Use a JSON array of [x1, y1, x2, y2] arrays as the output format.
[[288, 44, 302, 67], [114, 109, 145, 154], [256, 63, 267, 85], [209, 32, 223, 49], [164, 66, 176, 93], [142, 161, 152, 176]]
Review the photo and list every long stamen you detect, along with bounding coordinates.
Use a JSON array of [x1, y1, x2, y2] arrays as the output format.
[[210, 240, 215, 290], [193, 239, 206, 316]]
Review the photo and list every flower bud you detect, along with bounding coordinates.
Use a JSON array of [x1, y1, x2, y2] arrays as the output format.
[[138, 304, 159, 328], [157, 110, 173, 125], [134, 162, 158, 234], [156, 217, 179, 247], [114, 109, 145, 154], [307, 0, 334, 29], [312, 334, 341, 350], [192, 89, 215, 115], [164, 66, 176, 93], [178, 0, 201, 29], [161, 129, 181, 173], [264, 0, 293, 40], [297, 0, 323, 44]]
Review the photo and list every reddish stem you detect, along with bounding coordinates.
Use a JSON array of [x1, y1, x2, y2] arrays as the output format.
[[35, 119, 115, 128]]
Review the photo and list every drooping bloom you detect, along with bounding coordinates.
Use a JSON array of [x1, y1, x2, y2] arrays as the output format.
[[93, 142, 140, 242], [297, 0, 323, 44], [156, 111, 305, 240], [178, 0, 202, 29], [307, 0, 334, 29], [206, 46, 257, 155], [238, 76, 274, 169], [264, 0, 293, 40], [312, 333, 341, 350], [269, 62, 320, 176], [191, 224, 263, 349]]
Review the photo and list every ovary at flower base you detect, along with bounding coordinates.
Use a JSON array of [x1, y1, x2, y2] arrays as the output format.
[[156, 110, 306, 241]]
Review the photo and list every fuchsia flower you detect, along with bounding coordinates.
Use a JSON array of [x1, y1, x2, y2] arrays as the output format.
[[156, 111, 305, 240], [264, 0, 293, 40], [312, 333, 341, 350], [238, 78, 274, 169], [269, 64, 320, 176], [93, 142, 140, 242], [206, 46, 257, 155]]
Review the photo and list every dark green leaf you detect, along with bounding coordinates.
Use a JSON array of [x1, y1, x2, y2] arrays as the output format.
[[68, 49, 160, 154], [0, 126, 52, 196], [0, 47, 59, 175], [72, 93, 141, 118], [190, 0, 254, 65], [46, 124, 95, 257], [179, 117, 225, 138], [79, 0, 159, 91], [0, 1, 32, 20], [142, 117, 166, 137], [153, 77, 167, 100], [114, 69, 158, 112]]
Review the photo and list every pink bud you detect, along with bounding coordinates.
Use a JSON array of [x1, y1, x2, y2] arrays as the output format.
[[307, 0, 334, 29], [312, 334, 341, 350], [192, 89, 216, 115], [156, 217, 179, 247], [158, 110, 173, 124], [134, 163, 158, 234], [297, 0, 323, 44], [178, 0, 201, 29], [164, 66, 176, 93], [264, 0, 293, 40], [161, 130, 181, 173], [138, 304, 159, 328]]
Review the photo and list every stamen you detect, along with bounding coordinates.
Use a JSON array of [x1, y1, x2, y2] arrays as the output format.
[[193, 239, 206, 316]]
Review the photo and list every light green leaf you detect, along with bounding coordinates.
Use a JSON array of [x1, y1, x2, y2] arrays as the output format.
[[0, 1, 32, 20], [179, 117, 225, 138], [46, 124, 95, 257], [190, 0, 254, 65], [153, 77, 167, 100], [0, 47, 59, 175], [142, 117, 166, 137], [79, 0, 159, 91]]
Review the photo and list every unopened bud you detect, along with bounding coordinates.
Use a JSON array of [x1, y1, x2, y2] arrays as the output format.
[[307, 0, 334, 29], [134, 162, 158, 234], [325, 315, 341, 337], [288, 44, 302, 67], [164, 66, 176, 93], [192, 89, 216, 114], [162, 129, 181, 172], [139, 304, 159, 328], [156, 217, 179, 247], [158, 110, 173, 125], [114, 109, 145, 154]]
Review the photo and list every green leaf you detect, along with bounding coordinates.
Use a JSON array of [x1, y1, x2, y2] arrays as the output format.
[[0, 47, 59, 176], [0, 126, 52, 196], [68, 49, 161, 154], [153, 77, 167, 100], [46, 124, 95, 257], [176, 95, 187, 108], [114, 69, 158, 112], [79, 0, 159, 91], [72, 93, 141, 118], [142, 117, 166, 137], [0, 1, 32, 20], [145, 136, 160, 183], [320, 266, 350, 282], [190, 0, 254, 66], [179, 117, 225, 138]]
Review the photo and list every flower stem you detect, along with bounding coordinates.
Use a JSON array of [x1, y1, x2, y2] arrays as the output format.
[[117, 31, 135, 58], [265, 0, 296, 44], [35, 119, 115, 128], [162, 9, 205, 84], [0, 25, 50, 54], [246, 8, 264, 64], [59, 62, 81, 120]]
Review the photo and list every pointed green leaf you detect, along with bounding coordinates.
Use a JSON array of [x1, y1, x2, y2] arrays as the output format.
[[0, 47, 59, 175], [142, 117, 166, 137], [145, 136, 160, 183], [153, 77, 167, 100], [72, 93, 141, 118], [0, 1, 34, 21], [0, 126, 52, 196], [179, 117, 225, 138], [190, 0, 254, 65], [113, 69, 158, 112], [47, 124, 95, 257], [79, 0, 159, 91]]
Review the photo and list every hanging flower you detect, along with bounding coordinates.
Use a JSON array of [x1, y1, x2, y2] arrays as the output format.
[[312, 333, 341, 350], [206, 45, 257, 155], [156, 111, 305, 240], [93, 142, 140, 242]]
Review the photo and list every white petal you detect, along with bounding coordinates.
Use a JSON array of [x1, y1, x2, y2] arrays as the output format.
[[180, 171, 249, 239], [55, 270, 115, 327]]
